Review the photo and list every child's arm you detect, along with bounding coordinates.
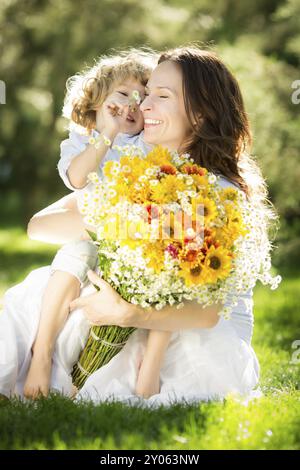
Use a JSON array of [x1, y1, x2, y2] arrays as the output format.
[[135, 330, 172, 399], [58, 126, 114, 191], [60, 103, 128, 190], [28, 102, 129, 244], [65, 130, 115, 189]]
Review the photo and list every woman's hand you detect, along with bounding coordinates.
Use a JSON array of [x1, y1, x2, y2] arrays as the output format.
[[69, 270, 130, 327]]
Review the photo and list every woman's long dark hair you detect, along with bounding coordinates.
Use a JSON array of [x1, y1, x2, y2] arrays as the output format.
[[158, 46, 279, 240]]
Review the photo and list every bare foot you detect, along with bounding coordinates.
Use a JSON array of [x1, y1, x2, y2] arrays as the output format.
[[70, 384, 78, 400], [135, 362, 160, 399], [135, 375, 160, 399], [24, 353, 52, 400]]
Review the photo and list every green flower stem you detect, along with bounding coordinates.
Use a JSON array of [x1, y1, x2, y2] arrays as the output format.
[[72, 325, 136, 388]]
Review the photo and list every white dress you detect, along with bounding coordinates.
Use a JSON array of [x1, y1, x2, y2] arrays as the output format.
[[0, 254, 260, 408]]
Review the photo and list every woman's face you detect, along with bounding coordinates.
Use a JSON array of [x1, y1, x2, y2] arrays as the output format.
[[140, 61, 192, 152], [104, 78, 146, 135]]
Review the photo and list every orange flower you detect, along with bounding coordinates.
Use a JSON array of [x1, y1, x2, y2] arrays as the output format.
[[182, 164, 207, 176], [160, 164, 177, 175]]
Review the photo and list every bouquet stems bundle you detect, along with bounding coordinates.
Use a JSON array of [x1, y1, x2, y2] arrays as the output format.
[[72, 324, 135, 389]]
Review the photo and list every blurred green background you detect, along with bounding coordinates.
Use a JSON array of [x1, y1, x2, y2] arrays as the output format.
[[0, 0, 299, 450], [0, 0, 299, 271]]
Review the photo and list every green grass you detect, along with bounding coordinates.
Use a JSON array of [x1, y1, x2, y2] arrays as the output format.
[[0, 227, 58, 308], [0, 226, 299, 450]]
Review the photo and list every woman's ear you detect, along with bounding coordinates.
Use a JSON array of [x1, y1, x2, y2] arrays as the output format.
[[194, 113, 203, 126]]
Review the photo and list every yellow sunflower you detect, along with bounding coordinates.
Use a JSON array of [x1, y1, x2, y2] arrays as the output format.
[[179, 260, 208, 286], [193, 195, 218, 226], [204, 245, 232, 283]]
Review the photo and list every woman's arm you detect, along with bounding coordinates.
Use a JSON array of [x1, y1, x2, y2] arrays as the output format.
[[124, 300, 221, 332], [70, 271, 221, 332]]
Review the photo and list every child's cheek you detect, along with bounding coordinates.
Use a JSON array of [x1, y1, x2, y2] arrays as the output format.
[[136, 111, 144, 126]]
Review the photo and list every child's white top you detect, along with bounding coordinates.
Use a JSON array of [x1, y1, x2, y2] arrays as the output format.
[[58, 127, 150, 190]]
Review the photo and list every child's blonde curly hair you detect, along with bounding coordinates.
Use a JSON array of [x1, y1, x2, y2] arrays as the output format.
[[63, 48, 158, 131]]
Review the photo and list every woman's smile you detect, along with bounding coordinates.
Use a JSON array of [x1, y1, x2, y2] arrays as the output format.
[[144, 118, 163, 128]]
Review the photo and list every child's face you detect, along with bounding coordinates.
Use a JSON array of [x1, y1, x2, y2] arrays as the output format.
[[104, 79, 145, 135]]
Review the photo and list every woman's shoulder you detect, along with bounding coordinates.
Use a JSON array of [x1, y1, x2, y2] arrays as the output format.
[[216, 174, 241, 191], [215, 174, 248, 202]]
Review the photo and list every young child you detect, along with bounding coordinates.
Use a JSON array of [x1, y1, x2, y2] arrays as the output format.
[[24, 49, 172, 401]]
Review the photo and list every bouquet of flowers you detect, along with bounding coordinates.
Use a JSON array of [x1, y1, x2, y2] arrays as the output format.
[[72, 145, 281, 388]]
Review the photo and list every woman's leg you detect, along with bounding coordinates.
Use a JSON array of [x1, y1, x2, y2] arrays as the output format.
[[27, 193, 91, 244]]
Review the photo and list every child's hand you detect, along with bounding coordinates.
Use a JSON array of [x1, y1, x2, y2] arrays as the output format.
[[135, 359, 161, 399], [95, 101, 129, 136]]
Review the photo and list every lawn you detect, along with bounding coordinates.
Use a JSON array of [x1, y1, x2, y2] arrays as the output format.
[[0, 226, 299, 450]]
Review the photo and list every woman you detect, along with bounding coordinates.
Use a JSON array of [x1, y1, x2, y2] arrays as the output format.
[[1, 46, 272, 407]]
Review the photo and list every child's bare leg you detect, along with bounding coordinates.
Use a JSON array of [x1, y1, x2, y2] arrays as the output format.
[[23, 240, 98, 399], [24, 272, 80, 399], [135, 330, 172, 399]]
